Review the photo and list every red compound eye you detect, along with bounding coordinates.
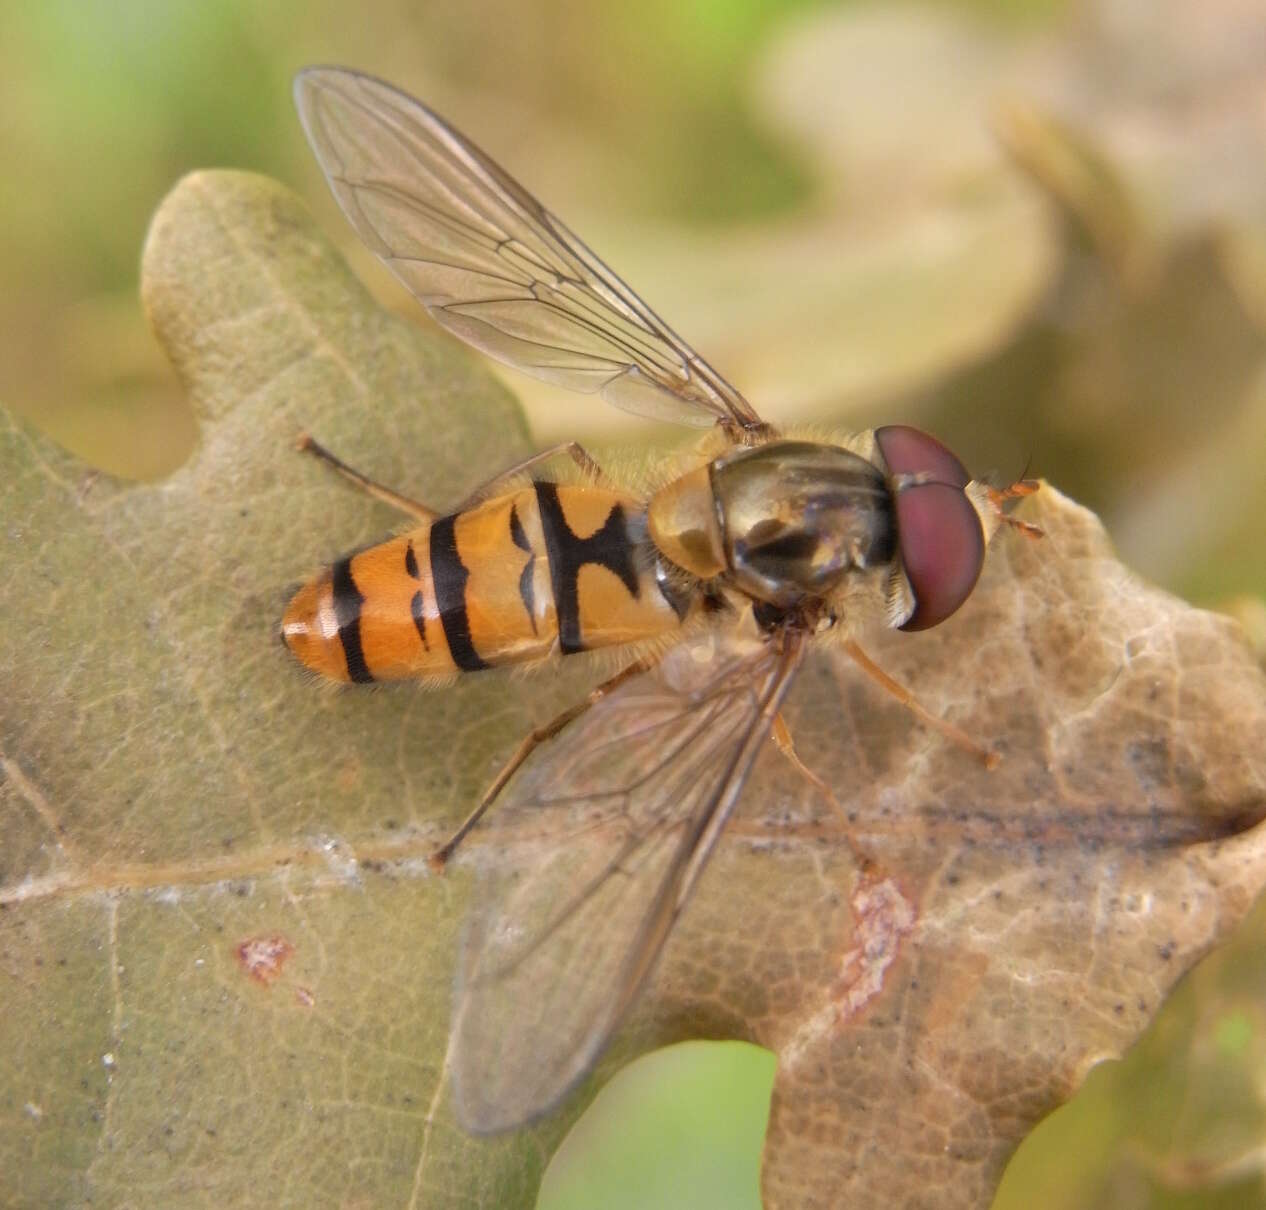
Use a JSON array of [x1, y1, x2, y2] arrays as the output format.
[[875, 425, 985, 631]]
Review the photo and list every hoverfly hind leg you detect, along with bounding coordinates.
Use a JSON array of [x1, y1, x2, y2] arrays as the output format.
[[454, 441, 611, 509], [294, 433, 437, 521], [429, 651, 662, 871]]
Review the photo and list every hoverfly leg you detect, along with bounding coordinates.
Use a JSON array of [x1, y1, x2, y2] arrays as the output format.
[[842, 639, 1001, 771], [294, 433, 437, 521], [772, 713, 876, 871], [429, 651, 661, 871], [455, 441, 610, 509], [772, 713, 840, 811], [986, 479, 1044, 541]]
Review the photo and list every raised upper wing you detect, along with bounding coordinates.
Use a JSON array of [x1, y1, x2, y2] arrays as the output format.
[[294, 67, 764, 433], [449, 629, 805, 1133]]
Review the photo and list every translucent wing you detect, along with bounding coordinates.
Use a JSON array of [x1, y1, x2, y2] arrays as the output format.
[[294, 67, 764, 432], [450, 630, 805, 1133]]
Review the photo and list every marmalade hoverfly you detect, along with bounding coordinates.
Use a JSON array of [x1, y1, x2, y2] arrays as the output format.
[[281, 67, 1039, 1134]]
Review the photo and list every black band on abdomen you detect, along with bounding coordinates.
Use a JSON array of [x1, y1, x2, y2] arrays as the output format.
[[535, 482, 639, 655], [331, 556, 373, 683], [429, 514, 489, 671]]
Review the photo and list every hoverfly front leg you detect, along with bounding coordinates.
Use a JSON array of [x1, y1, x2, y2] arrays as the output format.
[[454, 441, 611, 509], [295, 433, 437, 521], [429, 651, 662, 871], [842, 639, 1000, 769], [985, 478, 1044, 540]]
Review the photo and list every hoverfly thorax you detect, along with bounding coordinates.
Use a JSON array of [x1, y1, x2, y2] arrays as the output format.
[[648, 440, 896, 608], [712, 441, 897, 608]]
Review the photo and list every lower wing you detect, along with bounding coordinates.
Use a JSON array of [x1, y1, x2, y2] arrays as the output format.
[[449, 627, 806, 1133]]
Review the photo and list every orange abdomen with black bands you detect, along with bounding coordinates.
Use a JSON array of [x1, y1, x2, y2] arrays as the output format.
[[282, 483, 687, 683]]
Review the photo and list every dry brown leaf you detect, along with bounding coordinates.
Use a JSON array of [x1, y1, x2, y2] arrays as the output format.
[[2, 170, 1265, 1209]]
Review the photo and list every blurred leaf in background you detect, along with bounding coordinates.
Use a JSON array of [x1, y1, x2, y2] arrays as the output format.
[[2, 1, 1266, 1208], [0, 2, 298, 478], [536, 1042, 775, 1210]]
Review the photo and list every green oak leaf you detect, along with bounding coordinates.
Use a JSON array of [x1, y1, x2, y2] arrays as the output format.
[[3, 170, 1266, 1210]]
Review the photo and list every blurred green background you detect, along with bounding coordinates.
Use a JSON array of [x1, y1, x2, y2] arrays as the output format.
[[4, 0, 1265, 1206]]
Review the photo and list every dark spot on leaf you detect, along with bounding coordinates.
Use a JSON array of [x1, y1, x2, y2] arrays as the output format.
[[1127, 737, 1170, 786]]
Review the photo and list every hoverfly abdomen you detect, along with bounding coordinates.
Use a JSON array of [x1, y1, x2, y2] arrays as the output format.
[[283, 484, 686, 683]]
